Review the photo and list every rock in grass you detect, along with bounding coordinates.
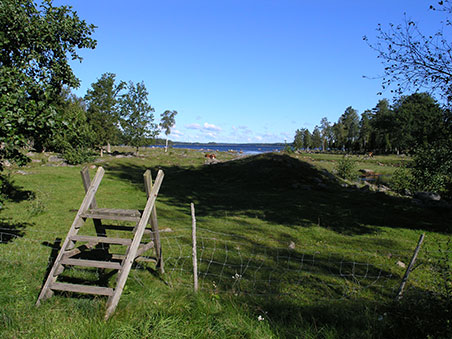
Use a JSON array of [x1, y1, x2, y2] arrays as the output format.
[[396, 261, 406, 268], [414, 191, 441, 202]]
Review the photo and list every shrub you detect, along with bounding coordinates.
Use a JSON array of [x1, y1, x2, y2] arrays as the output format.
[[411, 144, 452, 198], [391, 167, 414, 194], [62, 146, 94, 165], [335, 156, 357, 180]]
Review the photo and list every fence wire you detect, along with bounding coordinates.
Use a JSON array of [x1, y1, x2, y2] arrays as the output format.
[[1, 223, 450, 301]]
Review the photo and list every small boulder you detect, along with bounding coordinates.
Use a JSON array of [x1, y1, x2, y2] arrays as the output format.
[[48, 155, 64, 162], [396, 261, 406, 269], [414, 191, 441, 202]]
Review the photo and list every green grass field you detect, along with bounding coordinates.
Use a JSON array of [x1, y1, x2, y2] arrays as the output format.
[[1, 148, 451, 338]]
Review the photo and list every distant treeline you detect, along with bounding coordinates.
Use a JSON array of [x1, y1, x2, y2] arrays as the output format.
[[293, 92, 451, 154]]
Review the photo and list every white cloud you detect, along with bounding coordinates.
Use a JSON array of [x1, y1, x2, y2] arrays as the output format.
[[186, 123, 201, 130], [203, 122, 222, 131]]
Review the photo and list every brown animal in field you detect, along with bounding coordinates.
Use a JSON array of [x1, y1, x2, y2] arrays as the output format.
[[205, 153, 216, 159], [368, 152, 373, 158]]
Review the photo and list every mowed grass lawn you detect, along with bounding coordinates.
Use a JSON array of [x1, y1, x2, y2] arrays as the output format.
[[0, 148, 451, 338]]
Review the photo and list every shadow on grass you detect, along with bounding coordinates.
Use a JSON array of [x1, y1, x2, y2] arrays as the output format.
[[0, 218, 34, 243], [103, 153, 452, 235], [0, 174, 36, 243]]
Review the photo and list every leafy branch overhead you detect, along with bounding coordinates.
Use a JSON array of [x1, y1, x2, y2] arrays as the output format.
[[363, 1, 452, 103]]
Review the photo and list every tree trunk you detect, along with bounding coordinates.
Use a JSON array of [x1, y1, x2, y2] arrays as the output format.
[[165, 138, 169, 153], [100, 148, 103, 157], [107, 142, 111, 153]]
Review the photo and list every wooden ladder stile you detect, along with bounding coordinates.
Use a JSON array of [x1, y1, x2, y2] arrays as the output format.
[[36, 167, 165, 320]]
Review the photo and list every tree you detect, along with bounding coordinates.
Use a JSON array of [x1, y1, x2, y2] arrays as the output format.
[[293, 129, 304, 150], [364, 1, 452, 103], [367, 1, 452, 197], [339, 106, 360, 151], [311, 126, 322, 149], [370, 99, 395, 153], [0, 0, 96, 170], [392, 92, 445, 153], [358, 110, 373, 152], [159, 110, 178, 153], [50, 89, 94, 164], [332, 122, 346, 151], [320, 117, 332, 151], [119, 81, 157, 155], [303, 129, 312, 150], [85, 73, 125, 155]]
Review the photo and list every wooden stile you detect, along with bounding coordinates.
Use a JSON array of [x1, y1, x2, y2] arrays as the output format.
[[36, 166, 165, 320]]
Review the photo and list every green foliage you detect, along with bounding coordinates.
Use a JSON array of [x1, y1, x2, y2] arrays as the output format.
[[339, 106, 360, 151], [160, 110, 177, 136], [85, 73, 125, 147], [390, 166, 414, 194], [293, 129, 304, 150], [120, 81, 158, 154], [62, 146, 95, 165], [392, 93, 445, 153], [411, 143, 452, 197], [335, 155, 357, 180], [0, 0, 96, 168]]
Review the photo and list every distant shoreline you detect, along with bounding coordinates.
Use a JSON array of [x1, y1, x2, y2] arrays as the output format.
[[148, 143, 285, 155]]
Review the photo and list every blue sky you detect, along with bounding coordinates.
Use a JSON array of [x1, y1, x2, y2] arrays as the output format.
[[61, 1, 443, 143]]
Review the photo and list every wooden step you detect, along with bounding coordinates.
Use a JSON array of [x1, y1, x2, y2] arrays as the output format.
[[103, 224, 152, 235], [70, 235, 132, 246], [112, 254, 157, 263], [80, 208, 141, 222], [51, 282, 114, 296], [61, 258, 122, 270]]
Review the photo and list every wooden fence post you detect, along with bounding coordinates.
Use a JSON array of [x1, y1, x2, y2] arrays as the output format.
[[191, 203, 198, 293], [395, 233, 425, 300]]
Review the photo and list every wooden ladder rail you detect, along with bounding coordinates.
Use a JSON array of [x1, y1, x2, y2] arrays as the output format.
[[36, 167, 105, 306], [81, 167, 107, 239], [143, 169, 164, 273], [104, 169, 164, 320]]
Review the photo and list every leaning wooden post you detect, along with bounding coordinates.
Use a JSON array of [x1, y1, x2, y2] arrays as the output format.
[[191, 203, 199, 293], [395, 233, 425, 300], [144, 169, 164, 273]]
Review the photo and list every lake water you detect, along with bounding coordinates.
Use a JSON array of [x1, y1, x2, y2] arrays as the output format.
[[149, 144, 285, 155]]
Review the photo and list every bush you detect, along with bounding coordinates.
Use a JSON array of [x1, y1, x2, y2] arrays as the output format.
[[62, 146, 94, 165], [335, 156, 357, 180], [411, 144, 452, 198], [391, 166, 414, 194]]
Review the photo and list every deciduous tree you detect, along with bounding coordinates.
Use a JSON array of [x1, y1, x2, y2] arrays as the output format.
[[85, 73, 125, 155], [0, 0, 96, 169], [159, 110, 177, 152], [119, 81, 157, 155]]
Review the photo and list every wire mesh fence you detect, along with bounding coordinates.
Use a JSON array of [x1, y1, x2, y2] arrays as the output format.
[[0, 221, 450, 302]]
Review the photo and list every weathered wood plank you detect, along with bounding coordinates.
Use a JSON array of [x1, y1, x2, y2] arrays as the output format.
[[71, 235, 132, 246], [81, 167, 106, 238], [105, 169, 164, 320], [61, 258, 122, 270], [51, 282, 114, 296], [80, 208, 141, 222], [102, 224, 152, 235], [111, 254, 157, 264], [64, 242, 97, 258]]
